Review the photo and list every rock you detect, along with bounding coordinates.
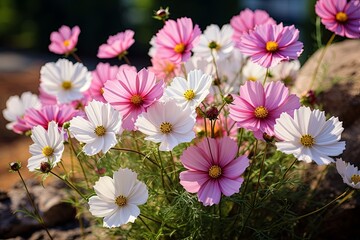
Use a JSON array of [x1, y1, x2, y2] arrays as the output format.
[[1, 179, 76, 238], [295, 39, 360, 164]]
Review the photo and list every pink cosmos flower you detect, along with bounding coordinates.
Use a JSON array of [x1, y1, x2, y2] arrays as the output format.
[[103, 68, 164, 131], [90, 63, 136, 102], [13, 104, 80, 134], [48, 25, 80, 55], [155, 17, 201, 63], [97, 30, 135, 59], [148, 57, 181, 82], [315, 0, 360, 38], [237, 23, 304, 68], [230, 8, 276, 45], [180, 137, 249, 206], [229, 81, 300, 139]]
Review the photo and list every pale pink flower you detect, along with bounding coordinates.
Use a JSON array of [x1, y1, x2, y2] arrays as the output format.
[[155, 17, 201, 63], [103, 68, 164, 131], [230, 8, 276, 47], [97, 30, 135, 59], [315, 0, 360, 38], [148, 57, 181, 82], [180, 137, 249, 206], [90, 63, 120, 102], [229, 81, 300, 139], [237, 23, 304, 68], [49, 25, 80, 55]]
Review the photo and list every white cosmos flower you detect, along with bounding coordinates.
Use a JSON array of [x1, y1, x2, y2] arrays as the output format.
[[2, 91, 41, 130], [88, 168, 148, 228], [164, 69, 212, 109], [274, 106, 346, 165], [270, 60, 300, 85], [336, 158, 360, 189], [40, 58, 92, 104], [192, 24, 234, 62], [28, 121, 64, 172], [242, 61, 267, 82], [69, 100, 122, 156], [135, 100, 196, 151]]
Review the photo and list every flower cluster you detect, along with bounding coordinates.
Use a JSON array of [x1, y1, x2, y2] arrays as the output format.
[[3, 0, 360, 238]]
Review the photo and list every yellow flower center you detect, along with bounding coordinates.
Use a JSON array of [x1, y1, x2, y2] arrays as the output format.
[[351, 174, 360, 184], [130, 94, 143, 106], [266, 41, 279, 52], [63, 39, 70, 47], [115, 195, 127, 207], [94, 126, 106, 136], [160, 122, 173, 134], [208, 165, 222, 179], [42, 146, 54, 157], [247, 76, 257, 82], [62, 81, 72, 90], [184, 89, 195, 101], [300, 134, 315, 147], [336, 12, 348, 23], [208, 41, 220, 50], [100, 88, 104, 95], [164, 62, 175, 74], [254, 106, 268, 119], [174, 43, 185, 53]]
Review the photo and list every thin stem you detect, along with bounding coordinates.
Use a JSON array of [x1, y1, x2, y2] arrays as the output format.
[[296, 188, 352, 220], [236, 128, 244, 157], [181, 63, 187, 79], [138, 216, 152, 232], [282, 158, 297, 180], [262, 68, 270, 86], [111, 147, 160, 168], [50, 171, 87, 201], [211, 50, 223, 96], [17, 171, 53, 240], [309, 33, 336, 90], [71, 52, 82, 63], [122, 55, 132, 65]]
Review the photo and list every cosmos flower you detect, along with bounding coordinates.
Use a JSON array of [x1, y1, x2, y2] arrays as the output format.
[[90, 63, 120, 102], [230, 8, 276, 43], [192, 24, 234, 62], [88, 168, 148, 228], [48, 25, 80, 55], [315, 0, 360, 38], [229, 81, 300, 139], [269, 60, 300, 86], [164, 69, 212, 109], [97, 30, 135, 59], [241, 61, 267, 82], [103, 68, 164, 131], [40, 58, 92, 104], [336, 158, 360, 189], [148, 57, 181, 83], [274, 106, 346, 165], [237, 23, 304, 68], [155, 17, 201, 63], [135, 100, 196, 151], [180, 137, 249, 206], [28, 121, 64, 172], [2, 92, 41, 132], [69, 100, 123, 156]]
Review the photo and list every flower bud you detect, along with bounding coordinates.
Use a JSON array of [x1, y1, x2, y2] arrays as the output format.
[[206, 106, 219, 120], [9, 162, 21, 172], [224, 94, 234, 104], [40, 162, 51, 173], [196, 107, 206, 118], [263, 132, 275, 143], [153, 7, 170, 21], [300, 90, 316, 107]]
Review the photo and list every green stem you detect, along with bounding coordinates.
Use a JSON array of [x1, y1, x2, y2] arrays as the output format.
[[262, 68, 270, 86], [50, 171, 87, 201], [211, 50, 223, 96], [309, 33, 336, 90], [71, 52, 82, 63], [122, 55, 132, 65], [111, 147, 160, 168], [17, 171, 54, 240], [282, 158, 297, 180]]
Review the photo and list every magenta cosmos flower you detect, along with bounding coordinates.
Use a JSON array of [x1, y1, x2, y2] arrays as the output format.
[[103, 68, 164, 131], [315, 0, 360, 38], [48, 25, 80, 55], [155, 17, 201, 64], [229, 81, 300, 139], [97, 30, 135, 59], [180, 137, 249, 206], [237, 23, 303, 68], [230, 8, 276, 45]]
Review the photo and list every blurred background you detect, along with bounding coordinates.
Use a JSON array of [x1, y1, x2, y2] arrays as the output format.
[[0, 0, 324, 189]]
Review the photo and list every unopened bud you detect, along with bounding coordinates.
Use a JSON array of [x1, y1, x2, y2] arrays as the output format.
[[224, 94, 234, 104], [206, 106, 219, 120], [9, 162, 21, 172], [213, 78, 221, 86], [40, 162, 51, 173], [153, 7, 170, 21], [300, 90, 316, 106], [263, 132, 275, 143], [63, 122, 70, 129]]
